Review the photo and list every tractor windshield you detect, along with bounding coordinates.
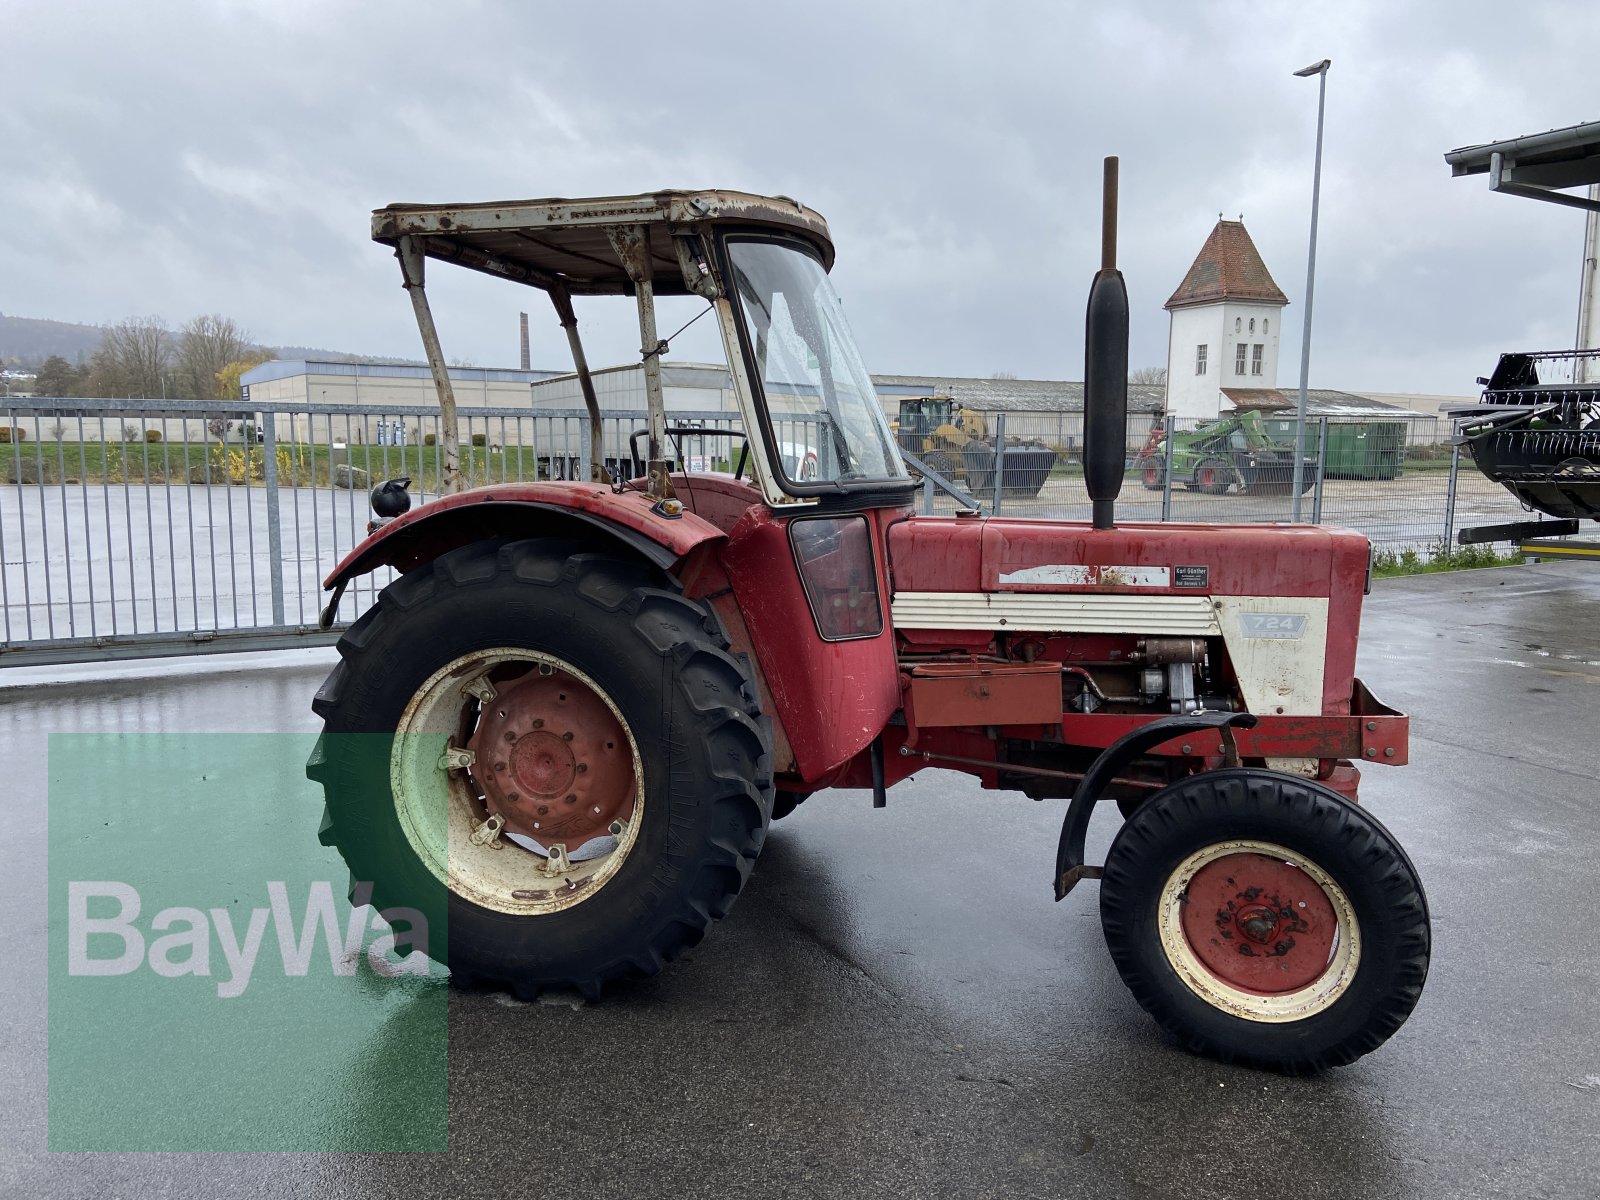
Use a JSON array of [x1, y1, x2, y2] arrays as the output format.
[[726, 238, 908, 489]]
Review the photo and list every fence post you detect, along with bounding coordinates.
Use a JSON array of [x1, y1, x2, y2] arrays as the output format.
[[923, 475, 934, 515], [992, 413, 1006, 515], [1161, 414, 1175, 522], [260, 406, 287, 627], [1311, 418, 1328, 525], [1443, 441, 1461, 547], [578, 415, 593, 486]]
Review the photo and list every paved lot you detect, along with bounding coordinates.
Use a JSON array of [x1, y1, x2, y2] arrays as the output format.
[[2, 563, 1598, 1197]]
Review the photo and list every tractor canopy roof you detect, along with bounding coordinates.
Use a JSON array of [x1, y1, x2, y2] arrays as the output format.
[[371, 189, 834, 296]]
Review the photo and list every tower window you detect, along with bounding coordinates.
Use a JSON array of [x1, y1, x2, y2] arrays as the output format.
[[1235, 317, 1242, 333], [1263, 318, 1269, 334], [1249, 318, 1256, 333], [1251, 344, 1264, 375], [1235, 343, 1247, 375], [1196, 345, 1208, 375]]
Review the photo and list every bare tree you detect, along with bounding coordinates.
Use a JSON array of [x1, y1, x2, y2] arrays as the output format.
[[989, 370, 1019, 380], [178, 315, 253, 402], [98, 317, 174, 399], [1129, 366, 1168, 386], [85, 345, 127, 397]]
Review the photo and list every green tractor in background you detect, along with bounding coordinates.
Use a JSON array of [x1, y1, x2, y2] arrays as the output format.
[[1135, 408, 1315, 496]]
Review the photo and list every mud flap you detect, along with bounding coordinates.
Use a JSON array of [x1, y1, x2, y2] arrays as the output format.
[[1053, 711, 1258, 900]]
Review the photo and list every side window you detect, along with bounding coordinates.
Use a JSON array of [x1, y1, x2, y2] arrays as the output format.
[[1251, 344, 1264, 375], [1196, 345, 1208, 376], [1234, 343, 1247, 375], [791, 516, 883, 640]]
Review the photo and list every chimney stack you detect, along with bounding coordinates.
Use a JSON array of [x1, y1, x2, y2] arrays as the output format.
[[519, 312, 530, 371]]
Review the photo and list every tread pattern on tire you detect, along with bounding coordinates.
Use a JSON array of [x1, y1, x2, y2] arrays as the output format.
[[307, 537, 774, 1001], [1098, 768, 1430, 1073]]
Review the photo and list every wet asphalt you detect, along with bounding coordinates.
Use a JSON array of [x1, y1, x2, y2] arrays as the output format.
[[2, 561, 1598, 1198]]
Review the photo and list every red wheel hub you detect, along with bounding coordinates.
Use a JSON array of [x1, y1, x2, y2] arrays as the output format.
[[465, 667, 635, 849], [1179, 852, 1339, 994]]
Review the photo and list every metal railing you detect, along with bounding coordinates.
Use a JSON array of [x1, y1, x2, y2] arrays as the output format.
[[907, 412, 1534, 552], [0, 399, 751, 665], [0, 398, 1542, 667]]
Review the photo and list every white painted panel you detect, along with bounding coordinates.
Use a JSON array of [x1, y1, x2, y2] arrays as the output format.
[[999, 565, 1173, 588], [891, 592, 1221, 635], [1213, 596, 1328, 716]]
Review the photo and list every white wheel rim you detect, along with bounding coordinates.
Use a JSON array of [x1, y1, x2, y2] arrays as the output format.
[[1157, 839, 1361, 1024], [391, 647, 645, 916]]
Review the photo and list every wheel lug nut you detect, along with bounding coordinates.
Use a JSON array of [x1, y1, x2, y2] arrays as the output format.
[[576, 763, 588, 774], [562, 731, 574, 742], [504, 732, 517, 743], [532, 718, 544, 729], [538, 805, 549, 815], [565, 794, 576, 804], [507, 792, 519, 802], [495, 762, 507, 772]]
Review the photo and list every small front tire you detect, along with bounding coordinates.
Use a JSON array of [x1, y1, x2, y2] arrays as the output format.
[[1099, 768, 1430, 1072]]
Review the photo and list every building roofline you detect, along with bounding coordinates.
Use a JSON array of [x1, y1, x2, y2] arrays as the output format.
[[241, 358, 565, 386]]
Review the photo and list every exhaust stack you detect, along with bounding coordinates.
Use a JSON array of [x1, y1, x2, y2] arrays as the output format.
[[1083, 156, 1129, 531]]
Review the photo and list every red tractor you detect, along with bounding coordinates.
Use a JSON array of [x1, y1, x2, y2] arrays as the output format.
[[309, 171, 1428, 1072]]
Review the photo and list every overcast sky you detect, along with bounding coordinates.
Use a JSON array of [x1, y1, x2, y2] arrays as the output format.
[[5, 0, 1598, 395]]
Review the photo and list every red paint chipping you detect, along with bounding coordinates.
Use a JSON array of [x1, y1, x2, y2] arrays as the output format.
[[1180, 852, 1339, 994]]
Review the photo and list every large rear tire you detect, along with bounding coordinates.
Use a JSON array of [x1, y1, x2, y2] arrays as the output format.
[[923, 449, 961, 482], [1194, 457, 1230, 495], [1099, 768, 1429, 1072], [306, 538, 773, 999], [1136, 455, 1165, 491]]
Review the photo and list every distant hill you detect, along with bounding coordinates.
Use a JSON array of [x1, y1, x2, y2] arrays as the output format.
[[0, 313, 104, 365], [0, 315, 407, 370], [270, 345, 424, 366]]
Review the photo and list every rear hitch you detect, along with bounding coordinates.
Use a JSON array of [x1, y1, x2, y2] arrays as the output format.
[[1052, 710, 1258, 900]]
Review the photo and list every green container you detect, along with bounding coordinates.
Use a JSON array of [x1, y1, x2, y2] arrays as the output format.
[[1265, 418, 1406, 480]]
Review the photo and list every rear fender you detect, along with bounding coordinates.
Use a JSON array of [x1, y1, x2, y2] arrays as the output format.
[[319, 482, 726, 626]]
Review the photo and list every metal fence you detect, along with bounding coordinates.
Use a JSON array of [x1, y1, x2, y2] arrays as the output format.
[[0, 398, 1541, 667], [909, 412, 1532, 551]]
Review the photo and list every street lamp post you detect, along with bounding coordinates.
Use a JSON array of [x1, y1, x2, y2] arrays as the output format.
[[1291, 58, 1331, 521]]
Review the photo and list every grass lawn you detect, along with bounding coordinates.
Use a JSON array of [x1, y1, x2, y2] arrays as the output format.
[[1372, 542, 1523, 577], [0, 440, 564, 488]]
